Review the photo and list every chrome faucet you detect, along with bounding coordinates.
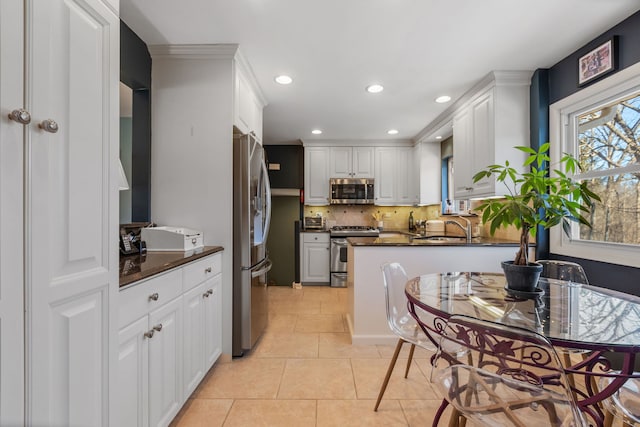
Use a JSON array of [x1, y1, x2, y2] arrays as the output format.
[[445, 217, 472, 242]]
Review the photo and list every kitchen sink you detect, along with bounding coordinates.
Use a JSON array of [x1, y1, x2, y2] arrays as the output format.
[[413, 235, 466, 242]]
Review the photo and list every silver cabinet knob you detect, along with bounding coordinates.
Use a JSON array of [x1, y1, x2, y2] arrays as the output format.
[[8, 109, 31, 125], [143, 330, 155, 339], [39, 119, 59, 133], [207, 289, 213, 295], [149, 293, 159, 301], [152, 324, 163, 332], [202, 289, 214, 298], [204, 267, 212, 273]]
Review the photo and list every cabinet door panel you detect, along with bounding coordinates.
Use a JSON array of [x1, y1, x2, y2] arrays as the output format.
[[352, 147, 374, 178], [182, 284, 205, 399], [28, 0, 118, 423], [118, 316, 149, 427], [330, 147, 352, 178], [203, 275, 223, 369], [0, 1, 24, 424], [303, 243, 330, 282], [453, 109, 473, 199], [374, 147, 396, 204], [148, 297, 183, 427], [304, 147, 330, 205], [471, 93, 494, 194], [395, 147, 413, 204]]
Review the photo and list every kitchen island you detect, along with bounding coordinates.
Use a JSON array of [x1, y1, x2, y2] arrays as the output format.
[[346, 232, 529, 345]]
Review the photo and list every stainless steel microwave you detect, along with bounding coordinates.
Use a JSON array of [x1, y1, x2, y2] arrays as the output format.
[[329, 178, 374, 204]]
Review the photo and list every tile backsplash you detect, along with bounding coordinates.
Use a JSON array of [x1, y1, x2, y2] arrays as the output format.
[[303, 201, 527, 243]]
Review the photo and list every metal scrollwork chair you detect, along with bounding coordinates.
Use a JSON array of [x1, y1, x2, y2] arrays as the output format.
[[430, 314, 587, 426], [374, 262, 436, 411]]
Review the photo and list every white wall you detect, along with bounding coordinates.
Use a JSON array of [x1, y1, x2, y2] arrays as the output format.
[[151, 55, 235, 354]]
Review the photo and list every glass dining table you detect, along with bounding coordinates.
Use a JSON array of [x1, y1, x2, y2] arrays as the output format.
[[405, 272, 640, 427]]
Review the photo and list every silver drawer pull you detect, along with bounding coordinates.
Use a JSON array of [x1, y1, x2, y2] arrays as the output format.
[[207, 289, 213, 295], [143, 330, 154, 339], [202, 292, 209, 298], [204, 267, 212, 273], [149, 293, 159, 301], [153, 324, 163, 332]]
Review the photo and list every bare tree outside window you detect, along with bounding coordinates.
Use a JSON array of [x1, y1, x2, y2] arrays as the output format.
[[576, 92, 640, 245]]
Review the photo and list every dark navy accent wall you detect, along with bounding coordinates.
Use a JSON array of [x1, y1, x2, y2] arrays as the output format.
[[530, 69, 550, 260], [531, 9, 640, 293], [121, 21, 152, 222], [549, 9, 640, 104]]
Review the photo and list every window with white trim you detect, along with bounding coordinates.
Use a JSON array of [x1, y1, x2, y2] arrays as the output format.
[[550, 61, 640, 268], [575, 91, 640, 244]]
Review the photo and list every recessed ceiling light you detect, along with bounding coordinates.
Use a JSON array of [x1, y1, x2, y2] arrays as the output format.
[[435, 135, 443, 140], [435, 95, 451, 103], [366, 84, 384, 93], [311, 129, 322, 135], [275, 75, 293, 85], [387, 129, 399, 135]]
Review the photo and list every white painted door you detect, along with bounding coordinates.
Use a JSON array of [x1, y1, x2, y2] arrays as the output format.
[[352, 147, 374, 178], [302, 243, 330, 282], [148, 296, 183, 427], [470, 91, 494, 196], [203, 274, 223, 370], [374, 147, 397, 205], [453, 107, 473, 199], [117, 317, 150, 427], [0, 1, 25, 424], [304, 147, 330, 205], [330, 146, 352, 178], [26, 0, 119, 426], [395, 147, 414, 205], [182, 283, 205, 399]]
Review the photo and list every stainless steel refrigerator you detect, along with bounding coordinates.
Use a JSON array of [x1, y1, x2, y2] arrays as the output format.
[[233, 132, 272, 357]]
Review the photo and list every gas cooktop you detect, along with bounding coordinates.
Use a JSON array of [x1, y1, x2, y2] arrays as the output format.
[[330, 225, 380, 237]]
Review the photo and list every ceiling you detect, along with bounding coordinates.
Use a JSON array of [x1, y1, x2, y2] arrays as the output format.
[[120, 0, 639, 145]]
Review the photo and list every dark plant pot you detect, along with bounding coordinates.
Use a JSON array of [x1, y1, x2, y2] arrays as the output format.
[[501, 260, 543, 292]]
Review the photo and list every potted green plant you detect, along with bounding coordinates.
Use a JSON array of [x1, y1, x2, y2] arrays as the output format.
[[472, 143, 600, 293]]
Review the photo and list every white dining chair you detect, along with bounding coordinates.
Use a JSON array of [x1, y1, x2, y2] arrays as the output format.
[[430, 314, 587, 426], [374, 262, 436, 411], [537, 259, 589, 284], [600, 375, 640, 427]]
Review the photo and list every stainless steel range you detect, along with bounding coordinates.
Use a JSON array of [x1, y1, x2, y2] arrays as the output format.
[[329, 226, 379, 287]]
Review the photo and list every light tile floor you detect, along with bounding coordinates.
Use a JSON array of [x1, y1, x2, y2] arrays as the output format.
[[170, 285, 450, 426]]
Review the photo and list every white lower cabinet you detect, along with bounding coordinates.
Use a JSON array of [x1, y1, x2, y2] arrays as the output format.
[[301, 232, 330, 283], [118, 252, 222, 427], [183, 274, 222, 398]]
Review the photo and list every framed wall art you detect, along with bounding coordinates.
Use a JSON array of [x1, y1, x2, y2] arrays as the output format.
[[578, 36, 618, 86]]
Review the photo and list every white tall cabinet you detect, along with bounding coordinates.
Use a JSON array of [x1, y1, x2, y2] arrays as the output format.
[[0, 0, 119, 425], [149, 44, 265, 358]]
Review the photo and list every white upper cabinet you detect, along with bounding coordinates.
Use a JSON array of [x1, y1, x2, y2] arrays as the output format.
[[452, 71, 530, 199], [374, 146, 418, 206], [329, 146, 374, 178], [304, 147, 331, 205], [416, 141, 441, 205], [234, 54, 265, 140]]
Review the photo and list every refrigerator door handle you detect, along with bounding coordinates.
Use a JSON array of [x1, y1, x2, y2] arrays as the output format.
[[262, 159, 272, 243], [251, 258, 272, 278]]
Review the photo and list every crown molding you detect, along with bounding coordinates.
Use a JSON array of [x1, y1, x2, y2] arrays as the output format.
[[301, 139, 414, 147], [413, 70, 533, 144], [148, 43, 239, 60]]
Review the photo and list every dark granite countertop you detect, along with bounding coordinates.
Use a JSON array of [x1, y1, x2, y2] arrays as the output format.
[[348, 230, 523, 247], [119, 246, 224, 288]]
